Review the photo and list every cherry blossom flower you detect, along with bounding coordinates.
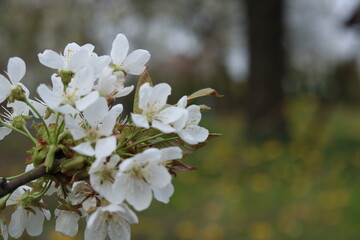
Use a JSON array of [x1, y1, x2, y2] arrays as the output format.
[[112, 147, 182, 211], [7, 186, 50, 238], [65, 97, 123, 158], [37, 66, 98, 114], [94, 67, 134, 100], [89, 155, 120, 203], [110, 33, 150, 75], [131, 83, 187, 133], [38, 43, 94, 73], [55, 209, 81, 237], [0, 57, 27, 103], [174, 96, 209, 144], [85, 203, 138, 240], [68, 181, 97, 213]]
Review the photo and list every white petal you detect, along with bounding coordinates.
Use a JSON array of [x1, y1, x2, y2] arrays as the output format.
[[38, 50, 64, 69], [8, 208, 26, 238], [69, 65, 94, 96], [121, 204, 139, 224], [37, 84, 62, 109], [72, 142, 95, 156], [177, 95, 188, 108], [89, 55, 112, 77], [55, 211, 80, 237], [111, 33, 129, 65], [131, 113, 149, 128], [26, 207, 45, 236], [138, 82, 152, 111], [145, 164, 171, 189], [99, 104, 123, 136], [83, 97, 108, 128], [157, 106, 186, 124], [148, 83, 171, 111], [51, 74, 65, 96], [55, 104, 78, 115], [83, 197, 97, 212], [7, 57, 26, 84], [65, 114, 86, 140], [95, 136, 116, 158], [186, 105, 202, 126], [69, 48, 91, 72], [114, 85, 134, 98], [0, 75, 12, 102], [108, 220, 131, 240], [160, 147, 183, 162], [127, 179, 152, 211], [0, 127, 12, 140], [178, 126, 209, 145], [85, 211, 107, 240], [123, 50, 150, 75], [75, 91, 100, 111], [152, 120, 175, 133], [153, 183, 174, 203]]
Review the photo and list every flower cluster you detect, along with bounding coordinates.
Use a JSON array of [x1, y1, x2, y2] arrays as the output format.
[[0, 33, 221, 240]]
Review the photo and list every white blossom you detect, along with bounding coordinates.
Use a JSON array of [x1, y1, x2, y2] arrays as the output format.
[[0, 57, 27, 103], [85, 203, 138, 240], [131, 83, 186, 133], [89, 155, 120, 203], [68, 181, 97, 213], [174, 96, 209, 144], [94, 67, 134, 99], [112, 147, 182, 211], [7, 186, 50, 238], [65, 97, 123, 158], [37, 66, 98, 114], [38, 43, 94, 73], [110, 33, 150, 75]]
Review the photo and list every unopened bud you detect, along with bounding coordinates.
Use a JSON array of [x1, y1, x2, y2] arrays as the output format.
[[60, 156, 85, 172]]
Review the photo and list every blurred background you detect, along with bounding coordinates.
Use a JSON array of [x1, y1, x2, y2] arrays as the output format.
[[1, 0, 360, 239]]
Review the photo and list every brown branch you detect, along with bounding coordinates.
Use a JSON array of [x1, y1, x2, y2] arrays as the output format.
[[0, 158, 65, 199]]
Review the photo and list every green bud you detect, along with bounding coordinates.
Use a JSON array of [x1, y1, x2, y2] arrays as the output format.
[[45, 145, 56, 172], [8, 85, 27, 103], [12, 115, 26, 129], [60, 156, 85, 172], [58, 70, 74, 87]]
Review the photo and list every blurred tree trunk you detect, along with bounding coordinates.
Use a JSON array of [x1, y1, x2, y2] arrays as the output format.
[[244, 0, 288, 141]]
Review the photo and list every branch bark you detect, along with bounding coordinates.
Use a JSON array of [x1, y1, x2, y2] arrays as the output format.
[[0, 158, 65, 199]]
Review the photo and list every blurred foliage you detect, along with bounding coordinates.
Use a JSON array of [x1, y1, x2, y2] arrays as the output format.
[[1, 95, 360, 239]]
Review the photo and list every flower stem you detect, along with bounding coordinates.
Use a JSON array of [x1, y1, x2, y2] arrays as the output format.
[[0, 119, 30, 139], [116, 128, 142, 150], [24, 99, 51, 140], [22, 125, 37, 144], [122, 132, 164, 151]]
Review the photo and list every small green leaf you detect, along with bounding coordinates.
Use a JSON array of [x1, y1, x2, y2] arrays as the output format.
[[133, 70, 153, 114], [187, 88, 223, 103]]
